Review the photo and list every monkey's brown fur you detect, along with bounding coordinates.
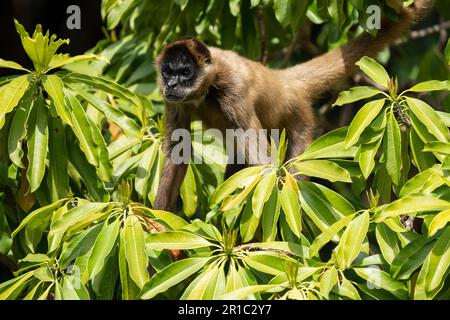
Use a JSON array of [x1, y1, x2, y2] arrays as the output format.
[[154, 0, 432, 212]]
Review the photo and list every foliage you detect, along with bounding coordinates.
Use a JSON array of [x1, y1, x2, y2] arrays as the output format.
[[1, 0, 450, 300]]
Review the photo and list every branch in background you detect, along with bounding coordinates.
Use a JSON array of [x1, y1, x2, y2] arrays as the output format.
[[0, 253, 17, 273], [256, 6, 269, 65], [281, 30, 302, 68], [395, 20, 450, 45], [439, 17, 449, 51], [270, 22, 321, 65]]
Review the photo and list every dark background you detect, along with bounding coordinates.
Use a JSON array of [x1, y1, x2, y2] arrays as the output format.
[[0, 0, 104, 76]]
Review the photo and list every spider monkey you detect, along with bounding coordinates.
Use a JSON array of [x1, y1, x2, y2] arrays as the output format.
[[154, 0, 432, 212]]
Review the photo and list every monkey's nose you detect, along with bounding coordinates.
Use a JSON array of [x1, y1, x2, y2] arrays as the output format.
[[167, 80, 178, 90]]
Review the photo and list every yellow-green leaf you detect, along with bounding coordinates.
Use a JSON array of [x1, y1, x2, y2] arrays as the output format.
[[123, 215, 149, 288]]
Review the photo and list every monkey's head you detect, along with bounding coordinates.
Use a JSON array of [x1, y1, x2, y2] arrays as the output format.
[[156, 37, 214, 104]]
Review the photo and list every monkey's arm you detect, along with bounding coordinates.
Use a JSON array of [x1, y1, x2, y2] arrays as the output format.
[[227, 105, 273, 168], [154, 106, 190, 212]]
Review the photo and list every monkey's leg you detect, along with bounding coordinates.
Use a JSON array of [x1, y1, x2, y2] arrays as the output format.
[[154, 158, 188, 211], [285, 128, 313, 176]]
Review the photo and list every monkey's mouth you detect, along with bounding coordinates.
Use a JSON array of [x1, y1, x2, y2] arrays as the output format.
[[165, 93, 185, 102]]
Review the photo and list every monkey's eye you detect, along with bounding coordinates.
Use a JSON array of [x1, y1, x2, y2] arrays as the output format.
[[181, 68, 193, 78], [162, 68, 172, 77]]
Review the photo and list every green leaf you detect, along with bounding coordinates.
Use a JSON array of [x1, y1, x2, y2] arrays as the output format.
[[240, 195, 259, 242], [67, 85, 142, 138], [135, 143, 158, 199], [0, 272, 34, 300], [336, 211, 370, 269], [416, 227, 450, 299], [60, 224, 102, 269], [409, 129, 435, 172], [407, 80, 450, 92], [299, 127, 357, 160], [48, 117, 69, 201], [26, 96, 49, 193], [333, 86, 383, 106], [61, 275, 90, 300], [210, 166, 262, 206], [277, 130, 288, 166], [48, 202, 109, 252], [67, 141, 107, 202], [374, 196, 450, 222], [375, 223, 399, 265], [140, 257, 210, 299], [63, 72, 144, 122], [334, 277, 361, 300], [357, 136, 382, 179], [280, 173, 302, 237], [47, 54, 109, 72], [66, 93, 99, 167], [345, 99, 386, 148], [245, 251, 295, 276], [274, 0, 290, 27], [384, 112, 402, 186], [320, 267, 338, 299], [145, 231, 214, 250], [0, 58, 30, 72], [328, 0, 345, 29], [354, 267, 408, 299], [123, 215, 149, 288], [310, 214, 355, 257], [399, 167, 443, 197], [88, 218, 120, 280], [89, 117, 112, 182], [295, 160, 352, 182], [289, 0, 308, 31], [220, 284, 280, 300], [8, 86, 35, 168], [356, 56, 390, 88], [12, 198, 66, 238], [221, 172, 261, 211], [423, 141, 450, 155], [229, 0, 241, 16], [42, 75, 72, 126], [146, 209, 188, 230], [182, 264, 226, 299], [405, 97, 449, 143], [262, 188, 281, 242], [429, 209, 450, 236], [437, 111, 450, 127], [252, 170, 277, 220], [119, 229, 138, 300], [180, 164, 198, 218], [14, 20, 69, 73], [391, 236, 436, 280], [299, 181, 353, 233], [0, 75, 30, 130]]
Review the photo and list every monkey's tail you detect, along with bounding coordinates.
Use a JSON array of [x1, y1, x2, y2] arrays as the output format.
[[288, 0, 433, 98]]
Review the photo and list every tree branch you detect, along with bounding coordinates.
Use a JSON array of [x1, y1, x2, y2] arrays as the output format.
[[395, 20, 450, 45], [256, 6, 269, 65], [0, 253, 17, 273]]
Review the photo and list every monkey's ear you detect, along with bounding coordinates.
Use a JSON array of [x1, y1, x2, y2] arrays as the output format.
[[185, 37, 212, 64], [191, 38, 211, 64]]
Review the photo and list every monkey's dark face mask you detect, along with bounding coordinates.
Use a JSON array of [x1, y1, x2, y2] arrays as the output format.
[[160, 47, 200, 103]]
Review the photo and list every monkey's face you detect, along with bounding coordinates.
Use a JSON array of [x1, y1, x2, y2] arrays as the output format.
[[160, 48, 198, 102], [158, 38, 213, 104]]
